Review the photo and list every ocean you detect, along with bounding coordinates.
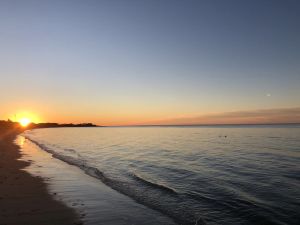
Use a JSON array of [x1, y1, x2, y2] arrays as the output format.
[[20, 125, 300, 225]]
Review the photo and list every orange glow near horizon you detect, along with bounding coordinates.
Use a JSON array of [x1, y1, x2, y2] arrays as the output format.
[[3, 107, 300, 127], [8, 111, 40, 126]]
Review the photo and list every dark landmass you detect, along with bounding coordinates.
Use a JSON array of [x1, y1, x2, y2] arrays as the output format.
[[0, 120, 22, 140], [0, 120, 99, 139], [1, 120, 99, 132], [28, 122, 99, 129], [0, 120, 82, 224]]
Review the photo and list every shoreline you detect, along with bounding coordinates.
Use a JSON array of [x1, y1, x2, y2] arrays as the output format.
[[18, 131, 177, 225], [0, 129, 81, 225]]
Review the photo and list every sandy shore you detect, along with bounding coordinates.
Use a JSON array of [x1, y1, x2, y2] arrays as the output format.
[[0, 128, 81, 225]]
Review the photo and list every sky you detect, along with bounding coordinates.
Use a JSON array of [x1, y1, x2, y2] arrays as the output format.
[[0, 0, 299, 125]]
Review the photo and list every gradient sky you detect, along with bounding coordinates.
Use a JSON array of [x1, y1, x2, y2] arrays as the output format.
[[0, 0, 299, 125]]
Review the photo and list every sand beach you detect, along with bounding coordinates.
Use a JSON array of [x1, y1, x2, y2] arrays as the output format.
[[0, 125, 80, 225]]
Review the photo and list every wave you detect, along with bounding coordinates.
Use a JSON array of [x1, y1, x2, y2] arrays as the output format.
[[24, 136, 110, 182], [131, 172, 178, 195], [64, 148, 76, 153], [25, 136, 56, 155]]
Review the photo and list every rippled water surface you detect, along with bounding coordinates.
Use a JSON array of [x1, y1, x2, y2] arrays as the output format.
[[24, 125, 300, 225]]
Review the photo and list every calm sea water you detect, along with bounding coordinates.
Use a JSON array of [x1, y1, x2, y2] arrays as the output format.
[[24, 126, 300, 225]]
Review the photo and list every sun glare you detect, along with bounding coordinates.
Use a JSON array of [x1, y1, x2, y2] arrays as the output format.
[[19, 118, 31, 127]]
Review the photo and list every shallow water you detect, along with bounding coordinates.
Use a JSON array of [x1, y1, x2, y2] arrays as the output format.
[[23, 125, 300, 225], [17, 136, 176, 225]]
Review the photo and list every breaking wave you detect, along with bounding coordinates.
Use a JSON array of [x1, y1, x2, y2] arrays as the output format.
[[131, 172, 178, 195]]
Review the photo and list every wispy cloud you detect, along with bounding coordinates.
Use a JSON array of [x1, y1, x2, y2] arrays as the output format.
[[144, 107, 300, 125]]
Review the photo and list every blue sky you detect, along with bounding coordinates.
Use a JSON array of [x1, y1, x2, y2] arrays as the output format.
[[0, 0, 299, 125]]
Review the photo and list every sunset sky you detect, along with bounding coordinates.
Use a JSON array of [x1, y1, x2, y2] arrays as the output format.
[[0, 0, 299, 125]]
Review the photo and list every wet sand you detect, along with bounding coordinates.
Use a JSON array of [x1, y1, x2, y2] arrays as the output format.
[[0, 128, 80, 225]]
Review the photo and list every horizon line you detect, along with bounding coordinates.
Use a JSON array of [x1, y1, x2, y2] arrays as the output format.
[[104, 122, 300, 127], [2, 119, 300, 128]]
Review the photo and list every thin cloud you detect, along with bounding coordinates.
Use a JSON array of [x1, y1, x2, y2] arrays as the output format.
[[146, 107, 300, 125]]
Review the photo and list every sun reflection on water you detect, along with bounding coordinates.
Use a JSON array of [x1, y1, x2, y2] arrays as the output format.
[[15, 135, 25, 147]]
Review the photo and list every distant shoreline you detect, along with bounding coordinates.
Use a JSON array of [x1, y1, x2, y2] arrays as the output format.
[[2, 119, 299, 130], [32, 123, 300, 128]]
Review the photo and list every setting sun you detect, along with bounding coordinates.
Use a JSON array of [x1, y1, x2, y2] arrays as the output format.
[[19, 118, 31, 127]]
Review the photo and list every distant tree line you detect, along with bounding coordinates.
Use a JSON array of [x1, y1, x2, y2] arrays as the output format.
[[0, 120, 23, 139], [0, 120, 20, 129], [0, 120, 99, 131], [28, 122, 98, 129]]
